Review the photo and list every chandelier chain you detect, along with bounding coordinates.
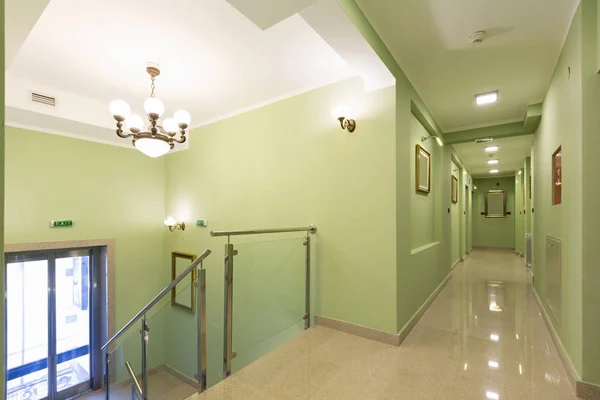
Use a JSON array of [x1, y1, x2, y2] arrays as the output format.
[[150, 76, 156, 98]]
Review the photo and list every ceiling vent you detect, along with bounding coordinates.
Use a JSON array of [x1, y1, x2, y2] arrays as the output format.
[[31, 91, 56, 107], [475, 138, 494, 144]]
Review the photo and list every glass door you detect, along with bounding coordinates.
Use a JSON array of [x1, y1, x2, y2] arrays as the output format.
[[6, 249, 96, 400], [6, 255, 49, 400], [54, 251, 93, 400]]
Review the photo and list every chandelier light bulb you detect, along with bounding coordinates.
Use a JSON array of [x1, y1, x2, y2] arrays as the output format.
[[110, 99, 131, 119], [144, 97, 165, 117], [125, 114, 144, 133], [163, 118, 178, 133], [174, 109, 191, 127], [135, 138, 170, 158]]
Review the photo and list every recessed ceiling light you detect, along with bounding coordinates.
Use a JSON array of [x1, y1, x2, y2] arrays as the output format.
[[490, 169, 499, 174], [485, 146, 499, 152], [476, 91, 498, 106], [488, 360, 499, 369], [488, 159, 499, 165], [490, 334, 499, 342]]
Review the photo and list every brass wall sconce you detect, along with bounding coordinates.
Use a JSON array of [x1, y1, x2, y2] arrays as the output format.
[[332, 105, 356, 133], [421, 136, 444, 146], [337, 116, 356, 132], [164, 216, 185, 232]]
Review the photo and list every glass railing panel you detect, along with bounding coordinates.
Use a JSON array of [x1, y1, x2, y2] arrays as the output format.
[[145, 280, 199, 400], [231, 236, 306, 374], [105, 328, 141, 399]]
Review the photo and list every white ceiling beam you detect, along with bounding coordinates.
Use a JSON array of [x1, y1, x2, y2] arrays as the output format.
[[6, 0, 50, 68], [300, 0, 395, 92], [226, 0, 317, 30]]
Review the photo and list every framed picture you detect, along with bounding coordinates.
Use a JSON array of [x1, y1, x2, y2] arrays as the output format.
[[451, 176, 458, 203], [552, 146, 562, 205], [171, 251, 197, 314], [485, 190, 507, 218], [416, 144, 431, 193]]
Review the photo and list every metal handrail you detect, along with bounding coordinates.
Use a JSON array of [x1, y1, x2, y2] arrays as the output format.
[[210, 225, 317, 237], [102, 248, 212, 352], [125, 361, 144, 400]]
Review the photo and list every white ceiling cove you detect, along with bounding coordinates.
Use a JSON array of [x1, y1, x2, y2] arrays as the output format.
[[5, 0, 393, 146], [355, 0, 579, 132], [452, 135, 534, 177]]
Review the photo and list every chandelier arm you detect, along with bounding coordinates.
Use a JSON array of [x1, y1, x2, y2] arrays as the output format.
[[173, 131, 187, 144], [115, 122, 133, 138]]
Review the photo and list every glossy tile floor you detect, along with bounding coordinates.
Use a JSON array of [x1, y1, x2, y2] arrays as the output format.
[[190, 249, 578, 400]]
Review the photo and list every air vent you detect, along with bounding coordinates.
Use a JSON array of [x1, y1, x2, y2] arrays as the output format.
[[475, 138, 494, 144], [31, 92, 56, 107]]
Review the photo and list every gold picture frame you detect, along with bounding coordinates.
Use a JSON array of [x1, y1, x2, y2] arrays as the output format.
[[416, 144, 431, 193], [451, 176, 458, 203], [171, 251, 197, 314], [485, 190, 507, 218]]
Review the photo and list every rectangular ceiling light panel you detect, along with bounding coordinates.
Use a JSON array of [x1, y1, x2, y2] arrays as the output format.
[[476, 91, 498, 106]]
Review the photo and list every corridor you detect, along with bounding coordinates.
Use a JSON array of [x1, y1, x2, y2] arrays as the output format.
[[192, 249, 576, 400]]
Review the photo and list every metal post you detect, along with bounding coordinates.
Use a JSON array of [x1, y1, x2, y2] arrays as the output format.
[[304, 235, 311, 329], [197, 265, 207, 392], [105, 353, 110, 400], [223, 244, 234, 379], [141, 316, 149, 399]]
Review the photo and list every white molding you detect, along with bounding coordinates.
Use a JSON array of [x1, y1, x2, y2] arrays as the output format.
[[532, 288, 600, 399], [397, 269, 453, 344], [314, 316, 400, 346], [6, 120, 189, 154]]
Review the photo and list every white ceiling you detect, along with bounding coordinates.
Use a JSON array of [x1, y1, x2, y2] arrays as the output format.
[[452, 135, 534, 177], [355, 0, 579, 132], [5, 0, 394, 146]]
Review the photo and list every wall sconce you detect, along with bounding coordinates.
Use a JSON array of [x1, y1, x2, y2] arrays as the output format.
[[164, 216, 185, 232], [332, 105, 356, 133], [421, 136, 444, 146]]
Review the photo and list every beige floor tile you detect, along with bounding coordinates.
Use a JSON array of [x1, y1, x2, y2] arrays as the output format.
[[192, 249, 578, 400]]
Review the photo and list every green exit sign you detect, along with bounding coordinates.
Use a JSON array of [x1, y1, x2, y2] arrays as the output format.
[[50, 220, 74, 228]]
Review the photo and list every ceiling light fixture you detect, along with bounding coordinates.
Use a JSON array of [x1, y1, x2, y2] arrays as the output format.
[[490, 169, 499, 174], [485, 146, 499, 152], [476, 91, 499, 106], [488, 159, 499, 165], [110, 64, 191, 158]]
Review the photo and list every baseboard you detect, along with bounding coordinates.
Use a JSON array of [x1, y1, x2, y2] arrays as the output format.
[[532, 288, 600, 399], [451, 258, 461, 270], [397, 269, 453, 345], [314, 315, 400, 346], [316, 269, 453, 349]]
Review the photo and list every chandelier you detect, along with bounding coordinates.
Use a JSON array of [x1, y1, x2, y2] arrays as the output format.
[[109, 65, 191, 158]]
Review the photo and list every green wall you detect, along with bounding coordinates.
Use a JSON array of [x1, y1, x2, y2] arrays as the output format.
[[532, 3, 583, 379], [579, 0, 600, 385], [472, 177, 516, 249], [338, 0, 472, 334], [4, 128, 169, 379], [450, 161, 460, 264], [410, 115, 437, 250], [514, 169, 525, 255]]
